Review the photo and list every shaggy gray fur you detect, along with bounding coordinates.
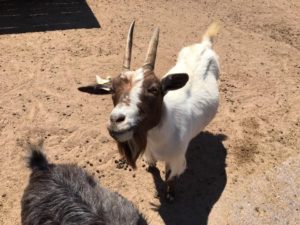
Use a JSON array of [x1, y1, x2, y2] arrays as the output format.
[[21, 144, 147, 225]]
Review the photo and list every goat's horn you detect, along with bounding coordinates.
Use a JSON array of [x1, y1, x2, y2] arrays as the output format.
[[143, 27, 159, 71], [123, 20, 135, 71]]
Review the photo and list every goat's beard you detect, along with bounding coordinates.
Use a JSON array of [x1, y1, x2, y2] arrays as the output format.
[[114, 112, 162, 168], [117, 131, 147, 168]]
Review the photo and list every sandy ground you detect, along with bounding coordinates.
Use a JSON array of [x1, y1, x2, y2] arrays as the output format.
[[0, 0, 300, 224]]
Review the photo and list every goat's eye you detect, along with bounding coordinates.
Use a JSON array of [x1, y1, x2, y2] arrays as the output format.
[[147, 86, 159, 94]]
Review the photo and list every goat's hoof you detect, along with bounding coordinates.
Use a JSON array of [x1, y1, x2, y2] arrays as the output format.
[[146, 165, 157, 173], [165, 192, 175, 203]]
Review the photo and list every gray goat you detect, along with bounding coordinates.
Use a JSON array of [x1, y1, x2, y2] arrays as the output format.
[[21, 142, 147, 225]]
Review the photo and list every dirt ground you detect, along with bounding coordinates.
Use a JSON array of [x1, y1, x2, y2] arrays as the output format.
[[0, 0, 300, 224]]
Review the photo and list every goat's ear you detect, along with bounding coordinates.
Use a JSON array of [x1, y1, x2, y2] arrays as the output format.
[[77, 75, 112, 95], [161, 73, 189, 95], [78, 83, 112, 94]]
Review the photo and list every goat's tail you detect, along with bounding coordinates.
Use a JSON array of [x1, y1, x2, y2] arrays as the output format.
[[202, 22, 220, 48], [26, 139, 50, 171]]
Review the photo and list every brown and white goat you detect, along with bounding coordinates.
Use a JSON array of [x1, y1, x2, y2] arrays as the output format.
[[79, 21, 220, 201]]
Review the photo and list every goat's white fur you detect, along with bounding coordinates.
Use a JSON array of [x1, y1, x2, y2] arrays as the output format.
[[145, 26, 220, 180]]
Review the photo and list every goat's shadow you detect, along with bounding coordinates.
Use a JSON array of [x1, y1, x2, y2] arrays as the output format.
[[0, 0, 100, 35], [149, 131, 227, 225]]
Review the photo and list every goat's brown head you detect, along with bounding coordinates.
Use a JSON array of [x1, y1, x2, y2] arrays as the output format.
[[79, 21, 188, 167]]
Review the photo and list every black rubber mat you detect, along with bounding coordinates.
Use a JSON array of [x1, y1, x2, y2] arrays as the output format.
[[0, 0, 100, 35]]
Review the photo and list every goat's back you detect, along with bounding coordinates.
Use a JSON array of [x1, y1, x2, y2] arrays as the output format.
[[22, 149, 146, 225]]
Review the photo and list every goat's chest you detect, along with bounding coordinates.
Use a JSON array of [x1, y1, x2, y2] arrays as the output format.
[[146, 117, 191, 160]]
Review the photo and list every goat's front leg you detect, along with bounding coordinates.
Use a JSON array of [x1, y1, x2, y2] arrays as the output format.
[[165, 155, 187, 202], [165, 164, 176, 202], [143, 150, 157, 171]]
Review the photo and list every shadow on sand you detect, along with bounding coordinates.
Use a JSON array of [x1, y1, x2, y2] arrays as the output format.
[[0, 0, 100, 35], [149, 131, 227, 225]]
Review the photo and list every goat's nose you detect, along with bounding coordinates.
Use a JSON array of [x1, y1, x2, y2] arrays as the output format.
[[110, 113, 126, 124]]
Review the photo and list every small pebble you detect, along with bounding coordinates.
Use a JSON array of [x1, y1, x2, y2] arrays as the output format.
[[2, 194, 6, 198]]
